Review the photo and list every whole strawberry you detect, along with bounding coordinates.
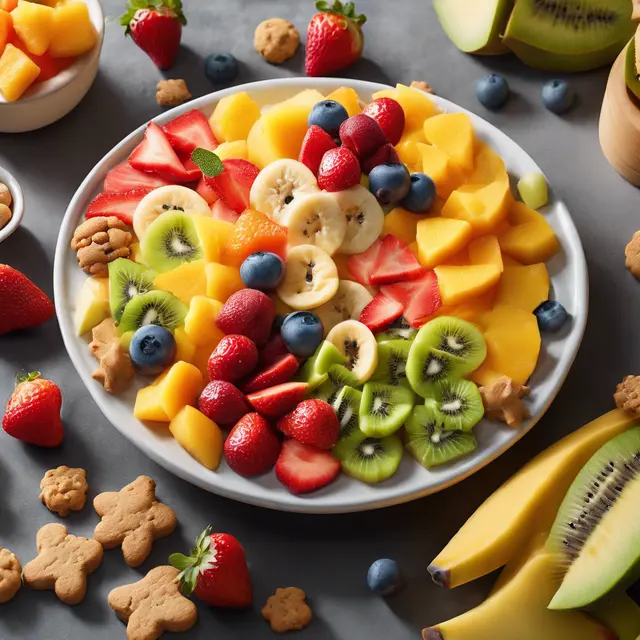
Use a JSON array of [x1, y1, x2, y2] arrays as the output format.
[[170, 527, 252, 609], [120, 0, 186, 70], [305, 0, 366, 77], [318, 146, 361, 192], [224, 413, 281, 477], [198, 380, 248, 426], [277, 399, 340, 449], [2, 372, 63, 447], [207, 335, 258, 383], [0, 265, 54, 335]]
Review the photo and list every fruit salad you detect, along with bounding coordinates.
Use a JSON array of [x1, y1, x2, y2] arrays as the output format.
[[71, 83, 564, 496]]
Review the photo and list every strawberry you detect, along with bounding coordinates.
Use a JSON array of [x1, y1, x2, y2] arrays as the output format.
[[224, 413, 281, 477], [206, 159, 259, 214], [121, 0, 186, 70], [241, 354, 299, 394], [103, 163, 170, 193], [259, 333, 291, 367], [277, 399, 340, 450], [360, 293, 404, 333], [275, 439, 341, 495], [216, 290, 275, 346], [380, 270, 442, 328], [207, 335, 258, 384], [177, 151, 202, 181], [2, 372, 63, 447], [198, 380, 248, 426], [170, 527, 252, 608], [210, 199, 240, 223], [299, 125, 337, 176], [85, 188, 153, 226], [196, 177, 218, 204], [246, 382, 308, 418], [318, 147, 361, 192], [162, 110, 218, 154], [0, 266, 54, 335], [361, 143, 400, 175], [305, 0, 366, 77], [339, 114, 387, 160], [362, 98, 405, 146], [346, 238, 382, 286], [370, 234, 423, 285]]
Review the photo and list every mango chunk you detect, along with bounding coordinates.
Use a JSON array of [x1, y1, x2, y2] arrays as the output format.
[[0, 43, 40, 101], [213, 140, 248, 161], [416, 142, 462, 197], [327, 86, 361, 117], [433, 286, 497, 324], [11, 0, 53, 56], [191, 336, 222, 378], [495, 263, 549, 313], [468, 235, 503, 272], [0, 9, 12, 56], [134, 385, 169, 422], [205, 262, 244, 302], [382, 206, 427, 246], [184, 296, 224, 346], [49, 1, 97, 58], [209, 91, 260, 143], [169, 406, 223, 470], [434, 264, 502, 305], [153, 260, 207, 305], [395, 128, 427, 172], [416, 216, 473, 269], [373, 83, 438, 131], [423, 113, 475, 172], [158, 361, 203, 420], [193, 217, 234, 263], [174, 327, 197, 364]]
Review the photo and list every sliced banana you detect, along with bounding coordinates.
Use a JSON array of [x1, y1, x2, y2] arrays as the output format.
[[326, 320, 378, 384], [332, 185, 385, 255], [133, 185, 210, 239], [283, 192, 347, 256], [277, 244, 339, 311], [250, 159, 319, 223], [314, 280, 374, 336]]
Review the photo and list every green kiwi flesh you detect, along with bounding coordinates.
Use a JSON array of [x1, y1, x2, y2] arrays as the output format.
[[311, 365, 360, 405], [359, 382, 414, 437], [372, 339, 413, 389], [332, 386, 363, 440], [625, 35, 640, 99], [333, 430, 403, 483], [375, 316, 417, 343], [546, 427, 640, 611], [119, 290, 188, 334], [298, 341, 347, 390], [432, 379, 484, 432], [108, 258, 155, 323]]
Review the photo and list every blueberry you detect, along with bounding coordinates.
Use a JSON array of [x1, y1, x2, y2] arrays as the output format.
[[367, 559, 403, 597], [476, 73, 510, 110], [240, 252, 285, 291], [281, 311, 323, 357], [308, 100, 349, 136], [542, 79, 575, 114], [401, 172, 436, 213], [129, 325, 177, 375], [534, 300, 568, 332], [204, 52, 238, 84], [368, 162, 411, 205]]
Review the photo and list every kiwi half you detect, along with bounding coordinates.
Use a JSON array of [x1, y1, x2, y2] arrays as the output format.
[[312, 365, 360, 405], [332, 386, 363, 440], [119, 290, 188, 334], [432, 379, 484, 432], [359, 382, 414, 437], [108, 258, 155, 322], [375, 316, 418, 343], [298, 341, 347, 390], [372, 339, 413, 389]]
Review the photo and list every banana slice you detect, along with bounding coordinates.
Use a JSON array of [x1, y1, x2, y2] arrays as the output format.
[[133, 186, 210, 239], [250, 159, 319, 223], [277, 244, 339, 311], [332, 185, 385, 255], [326, 319, 378, 383], [314, 280, 374, 336], [283, 192, 347, 256]]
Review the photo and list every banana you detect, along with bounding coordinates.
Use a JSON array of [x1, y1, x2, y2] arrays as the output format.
[[249, 159, 319, 223], [331, 185, 385, 255], [133, 185, 210, 239], [276, 244, 339, 310], [326, 320, 378, 383], [282, 192, 347, 256], [314, 280, 373, 336]]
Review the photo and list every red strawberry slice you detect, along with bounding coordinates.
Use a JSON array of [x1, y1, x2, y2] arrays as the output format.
[[162, 109, 218, 154], [205, 159, 260, 214], [359, 293, 404, 333], [380, 269, 442, 328], [103, 163, 170, 193], [211, 199, 240, 223], [370, 234, 423, 285], [241, 354, 299, 394], [346, 238, 383, 286], [85, 188, 153, 226], [275, 439, 341, 495], [245, 382, 308, 418], [177, 151, 202, 181], [299, 125, 337, 176], [196, 177, 218, 204], [128, 121, 192, 182]]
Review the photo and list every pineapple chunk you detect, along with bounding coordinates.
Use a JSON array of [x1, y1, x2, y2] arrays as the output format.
[[153, 260, 207, 305], [11, 0, 54, 56], [326, 86, 362, 116], [0, 43, 40, 101], [209, 91, 261, 142], [184, 296, 224, 346], [205, 262, 244, 302], [49, 1, 97, 58], [74, 277, 110, 336], [214, 140, 248, 161]]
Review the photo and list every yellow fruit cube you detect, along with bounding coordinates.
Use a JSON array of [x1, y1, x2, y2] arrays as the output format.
[[439, 248, 471, 267], [159, 361, 203, 420], [396, 128, 427, 172], [174, 328, 197, 364], [423, 113, 475, 173], [184, 296, 224, 346], [434, 287, 497, 324], [468, 235, 503, 272], [416, 217, 473, 269], [49, 1, 97, 57], [327, 86, 362, 116], [0, 9, 12, 56], [214, 140, 248, 161], [169, 406, 223, 470], [469, 363, 504, 387], [191, 337, 222, 377], [434, 264, 502, 305], [416, 143, 462, 198], [11, 0, 54, 55], [495, 263, 550, 313], [209, 91, 261, 143], [373, 83, 438, 132], [74, 276, 110, 336], [134, 386, 169, 422], [205, 262, 244, 302], [0, 43, 40, 101], [382, 206, 428, 246], [194, 216, 234, 263], [153, 260, 207, 305]]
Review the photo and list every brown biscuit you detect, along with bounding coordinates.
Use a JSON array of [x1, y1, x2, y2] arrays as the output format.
[[93, 476, 177, 567], [22, 523, 103, 605], [614, 375, 640, 416], [156, 79, 192, 107], [479, 376, 531, 428], [262, 587, 313, 633], [254, 18, 300, 64], [40, 466, 88, 517], [108, 565, 197, 640], [626, 231, 640, 279], [0, 547, 22, 604]]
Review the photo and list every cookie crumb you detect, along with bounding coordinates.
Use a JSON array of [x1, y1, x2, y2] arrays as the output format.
[[0, 547, 21, 604], [614, 375, 640, 416], [411, 80, 435, 94], [625, 231, 640, 280], [157, 79, 192, 107], [262, 587, 313, 633], [40, 466, 88, 517], [479, 376, 531, 428], [255, 18, 300, 64]]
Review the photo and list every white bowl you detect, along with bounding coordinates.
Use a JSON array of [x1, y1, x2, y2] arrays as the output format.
[[0, 164, 24, 243], [0, 0, 104, 133], [53, 78, 589, 514]]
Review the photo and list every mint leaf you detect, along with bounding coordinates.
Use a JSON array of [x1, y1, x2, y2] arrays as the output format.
[[191, 148, 223, 178]]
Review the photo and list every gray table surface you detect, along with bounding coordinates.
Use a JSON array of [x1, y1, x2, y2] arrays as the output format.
[[1, 1, 639, 638]]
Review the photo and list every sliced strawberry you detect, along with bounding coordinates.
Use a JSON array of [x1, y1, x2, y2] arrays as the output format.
[[370, 234, 423, 285], [178, 151, 202, 181], [275, 439, 341, 495], [246, 382, 308, 417], [360, 293, 404, 333], [241, 354, 299, 394], [85, 188, 153, 226], [162, 109, 218, 154], [346, 238, 383, 286], [205, 159, 260, 214], [128, 121, 192, 182], [103, 162, 170, 193], [380, 270, 442, 328], [259, 334, 291, 367], [211, 199, 241, 223], [196, 177, 218, 204], [299, 125, 337, 176]]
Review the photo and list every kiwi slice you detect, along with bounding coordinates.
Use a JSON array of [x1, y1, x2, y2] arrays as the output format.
[[312, 365, 360, 405], [359, 382, 414, 437], [432, 379, 484, 432], [405, 403, 477, 469], [372, 339, 413, 389], [140, 211, 203, 273], [375, 316, 417, 343], [546, 428, 640, 611], [625, 36, 640, 100], [119, 290, 188, 334], [333, 429, 403, 484], [108, 258, 156, 322], [332, 386, 362, 440], [298, 341, 347, 390], [406, 348, 461, 398]]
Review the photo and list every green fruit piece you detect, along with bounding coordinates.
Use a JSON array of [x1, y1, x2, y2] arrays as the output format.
[[375, 316, 417, 343], [332, 386, 363, 440], [119, 290, 188, 334], [359, 382, 414, 437], [433, 379, 484, 432], [547, 427, 640, 611], [517, 172, 548, 210], [333, 429, 404, 484], [372, 339, 413, 389], [108, 258, 155, 322], [297, 341, 347, 390], [405, 403, 477, 469], [625, 36, 640, 100], [311, 365, 360, 405], [141, 211, 203, 273]]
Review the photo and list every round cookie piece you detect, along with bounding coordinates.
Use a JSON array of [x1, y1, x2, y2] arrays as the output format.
[[255, 18, 300, 64]]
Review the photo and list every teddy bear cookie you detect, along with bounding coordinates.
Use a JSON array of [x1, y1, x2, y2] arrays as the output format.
[[479, 376, 531, 428], [0, 547, 22, 604], [108, 565, 198, 640], [93, 476, 177, 567], [262, 587, 313, 633], [22, 523, 103, 605], [40, 466, 89, 517], [156, 79, 192, 107], [254, 18, 300, 64]]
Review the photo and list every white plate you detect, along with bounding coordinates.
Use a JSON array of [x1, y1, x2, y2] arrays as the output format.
[[53, 78, 588, 514]]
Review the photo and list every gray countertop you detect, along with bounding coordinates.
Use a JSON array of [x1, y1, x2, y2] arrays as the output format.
[[1, 1, 639, 638]]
